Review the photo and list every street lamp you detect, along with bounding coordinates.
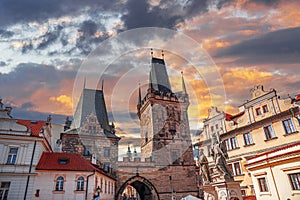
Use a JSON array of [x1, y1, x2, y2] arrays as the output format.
[[97, 186, 101, 197], [94, 186, 101, 200]]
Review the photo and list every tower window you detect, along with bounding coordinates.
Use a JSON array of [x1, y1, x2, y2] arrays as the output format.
[[171, 151, 179, 165], [145, 131, 148, 143], [104, 148, 110, 157]]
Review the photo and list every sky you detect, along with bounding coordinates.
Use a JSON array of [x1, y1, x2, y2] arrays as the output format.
[[1, 0, 300, 151]]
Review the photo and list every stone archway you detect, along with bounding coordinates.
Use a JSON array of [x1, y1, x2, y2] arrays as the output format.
[[116, 175, 160, 200]]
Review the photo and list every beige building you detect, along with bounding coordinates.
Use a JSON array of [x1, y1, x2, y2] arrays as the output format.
[[196, 85, 300, 199], [245, 142, 300, 200]]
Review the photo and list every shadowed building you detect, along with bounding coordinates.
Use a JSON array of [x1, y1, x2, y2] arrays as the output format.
[[61, 87, 120, 171], [116, 54, 198, 200], [0, 105, 52, 200]]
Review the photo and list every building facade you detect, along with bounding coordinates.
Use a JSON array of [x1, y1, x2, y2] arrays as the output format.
[[245, 142, 300, 200], [34, 152, 116, 200], [196, 85, 300, 199], [116, 55, 198, 200], [61, 88, 120, 171], [0, 106, 52, 200]]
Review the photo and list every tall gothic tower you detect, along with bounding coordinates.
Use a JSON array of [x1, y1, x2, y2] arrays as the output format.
[[137, 54, 194, 166]]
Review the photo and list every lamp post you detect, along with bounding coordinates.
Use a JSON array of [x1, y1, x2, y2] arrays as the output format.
[[94, 186, 101, 200]]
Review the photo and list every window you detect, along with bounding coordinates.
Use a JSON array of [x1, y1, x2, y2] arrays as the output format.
[[58, 158, 68, 165], [225, 137, 238, 150], [256, 108, 262, 116], [264, 125, 276, 140], [108, 181, 110, 194], [6, 147, 18, 165], [104, 163, 109, 172], [289, 173, 300, 190], [241, 190, 246, 196], [104, 148, 110, 157], [233, 162, 242, 175], [55, 176, 64, 191], [258, 177, 268, 192], [0, 182, 10, 200], [243, 132, 253, 146], [283, 119, 296, 135], [207, 145, 211, 157], [83, 147, 89, 156], [262, 105, 269, 113], [171, 151, 179, 165], [76, 177, 84, 191], [228, 162, 242, 176], [145, 131, 148, 143]]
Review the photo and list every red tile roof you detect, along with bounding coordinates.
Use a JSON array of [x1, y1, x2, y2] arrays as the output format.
[[16, 120, 46, 136], [225, 113, 233, 121], [296, 94, 300, 101], [36, 152, 98, 171]]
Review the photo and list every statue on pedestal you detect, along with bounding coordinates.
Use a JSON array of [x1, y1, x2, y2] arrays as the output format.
[[211, 134, 233, 181], [197, 149, 211, 185]]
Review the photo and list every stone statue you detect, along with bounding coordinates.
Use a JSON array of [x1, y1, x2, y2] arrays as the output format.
[[197, 149, 211, 184], [211, 134, 233, 180]]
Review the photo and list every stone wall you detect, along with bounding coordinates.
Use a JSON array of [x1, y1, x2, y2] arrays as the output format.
[[116, 158, 199, 200]]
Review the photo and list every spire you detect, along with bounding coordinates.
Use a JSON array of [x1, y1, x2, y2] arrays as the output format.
[[138, 82, 142, 105], [149, 51, 172, 93], [127, 144, 132, 160], [83, 77, 86, 89], [149, 71, 153, 89], [127, 144, 131, 153], [133, 147, 138, 158], [181, 71, 187, 94]]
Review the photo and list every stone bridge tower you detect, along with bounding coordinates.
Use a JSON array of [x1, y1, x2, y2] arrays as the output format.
[[116, 53, 198, 200]]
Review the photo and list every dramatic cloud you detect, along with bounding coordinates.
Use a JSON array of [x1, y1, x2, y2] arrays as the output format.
[[0, 61, 7, 67], [0, 29, 14, 38], [1, 0, 300, 154], [0, 0, 122, 28], [0, 62, 76, 116], [37, 25, 64, 50], [121, 0, 183, 29], [215, 26, 300, 64]]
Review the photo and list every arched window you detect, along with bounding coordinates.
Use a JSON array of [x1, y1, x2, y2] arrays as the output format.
[[55, 176, 64, 191], [76, 177, 84, 191]]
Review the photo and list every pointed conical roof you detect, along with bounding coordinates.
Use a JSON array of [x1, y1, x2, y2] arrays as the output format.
[[72, 88, 110, 131], [149, 57, 172, 93], [181, 71, 187, 94], [138, 83, 142, 105]]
